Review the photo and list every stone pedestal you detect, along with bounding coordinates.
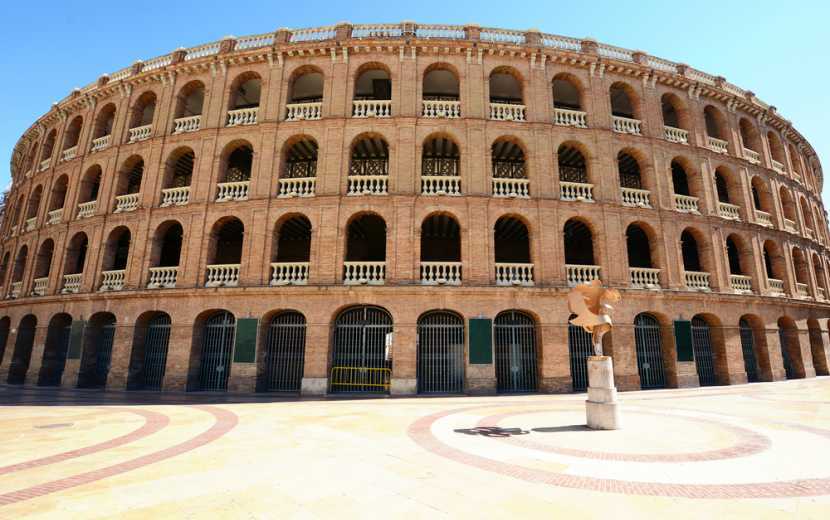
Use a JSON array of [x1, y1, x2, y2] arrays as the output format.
[[586, 356, 620, 430]]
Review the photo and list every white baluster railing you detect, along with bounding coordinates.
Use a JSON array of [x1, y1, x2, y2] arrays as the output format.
[[492, 178, 530, 198], [90, 135, 111, 152], [707, 136, 729, 154], [783, 218, 798, 233], [818, 287, 827, 300], [422, 99, 460, 118], [24, 217, 36, 232], [684, 271, 711, 291], [173, 115, 201, 134], [347, 175, 388, 195], [730, 274, 753, 294], [495, 263, 534, 286], [31, 277, 48, 296], [216, 181, 250, 202], [61, 146, 78, 162], [421, 176, 461, 196], [674, 194, 700, 214], [743, 148, 761, 165], [147, 266, 178, 289], [420, 262, 462, 285], [99, 269, 126, 292], [76, 201, 96, 219], [612, 116, 642, 135], [560, 181, 594, 202], [352, 100, 391, 118], [767, 278, 785, 296], [61, 273, 82, 294], [205, 264, 240, 287], [8, 281, 22, 299], [47, 208, 63, 225], [286, 102, 323, 121], [566, 264, 601, 287], [553, 108, 587, 128], [39, 158, 51, 171], [771, 160, 785, 173], [226, 107, 259, 126], [629, 267, 661, 289], [277, 177, 316, 198], [718, 202, 741, 221], [128, 124, 152, 143], [114, 193, 139, 213], [754, 210, 773, 228], [489, 103, 526, 121], [796, 282, 810, 298], [620, 187, 652, 208], [343, 261, 386, 285], [160, 186, 190, 207], [270, 262, 310, 286], [664, 126, 688, 144]]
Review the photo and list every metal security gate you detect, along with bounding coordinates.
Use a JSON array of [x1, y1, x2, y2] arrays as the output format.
[[779, 327, 795, 379], [199, 312, 235, 391], [739, 319, 759, 383], [691, 317, 716, 386], [568, 319, 593, 392], [264, 312, 306, 392], [330, 306, 392, 393], [91, 319, 116, 388], [142, 314, 171, 390], [417, 311, 464, 394], [7, 318, 36, 385], [634, 314, 665, 389], [494, 311, 537, 393], [39, 318, 71, 386]]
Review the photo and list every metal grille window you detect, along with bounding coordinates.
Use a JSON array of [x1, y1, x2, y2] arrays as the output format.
[[330, 306, 392, 393], [349, 158, 388, 176], [264, 312, 306, 392], [199, 311, 235, 391], [634, 314, 665, 389], [417, 311, 464, 394], [568, 320, 593, 392], [691, 317, 716, 386], [494, 311, 537, 393], [422, 137, 459, 177], [738, 319, 759, 383], [142, 314, 171, 391]]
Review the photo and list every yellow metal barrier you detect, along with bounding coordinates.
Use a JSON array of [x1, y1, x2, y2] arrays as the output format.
[[330, 366, 391, 391]]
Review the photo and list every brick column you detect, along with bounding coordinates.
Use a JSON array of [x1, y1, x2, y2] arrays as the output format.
[[161, 322, 193, 391], [390, 321, 416, 395], [608, 324, 641, 391], [538, 323, 571, 392], [300, 321, 329, 395], [106, 323, 135, 390], [720, 325, 748, 384], [764, 326, 787, 381], [22, 324, 49, 387]]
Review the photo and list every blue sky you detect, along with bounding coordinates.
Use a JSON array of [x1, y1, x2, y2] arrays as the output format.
[[2, 1, 828, 198]]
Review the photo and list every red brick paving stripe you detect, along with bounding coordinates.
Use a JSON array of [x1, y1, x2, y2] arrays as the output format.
[[407, 404, 830, 499], [477, 408, 771, 463], [0, 405, 238, 507], [0, 408, 170, 476]]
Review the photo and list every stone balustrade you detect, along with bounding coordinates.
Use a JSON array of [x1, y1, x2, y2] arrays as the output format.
[[128, 124, 152, 143], [24, 217, 36, 232], [772, 159, 785, 173], [718, 202, 741, 221], [160, 186, 190, 207], [566, 264, 601, 287], [489, 102, 526, 121], [205, 264, 240, 287], [796, 282, 810, 298], [553, 108, 587, 128], [784, 218, 798, 233], [495, 263, 534, 286], [8, 281, 22, 299], [278, 177, 316, 198], [620, 187, 652, 208], [612, 116, 641, 135], [422, 100, 460, 118], [227, 107, 259, 126], [730, 274, 753, 294], [90, 135, 110, 152], [61, 273, 82, 294], [347, 175, 388, 196], [270, 262, 310, 286], [664, 126, 688, 144], [216, 181, 250, 202], [99, 269, 126, 292], [61, 146, 78, 162], [31, 277, 48, 296], [173, 115, 201, 134], [767, 278, 785, 296], [147, 266, 178, 288], [114, 193, 139, 213], [421, 175, 461, 196], [76, 201, 96, 219], [352, 100, 391, 118], [674, 194, 700, 214], [420, 261, 462, 285], [818, 287, 826, 300], [560, 181, 594, 202], [684, 271, 711, 291], [755, 210, 773, 228], [343, 261, 386, 285], [46, 208, 63, 225], [629, 267, 661, 289], [707, 136, 729, 154], [492, 178, 530, 198], [39, 158, 51, 171], [286, 102, 323, 121], [743, 148, 761, 164], [806, 227, 815, 240]]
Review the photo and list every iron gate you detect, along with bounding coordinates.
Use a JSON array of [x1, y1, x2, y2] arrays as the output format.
[[330, 306, 392, 393], [264, 312, 306, 392], [8, 318, 36, 385], [91, 318, 116, 388], [39, 318, 71, 386], [779, 327, 795, 379], [738, 319, 759, 383], [691, 317, 716, 386], [634, 313, 665, 389], [568, 318, 593, 392], [417, 311, 464, 394], [142, 314, 171, 390], [199, 311, 235, 391], [494, 311, 537, 393]]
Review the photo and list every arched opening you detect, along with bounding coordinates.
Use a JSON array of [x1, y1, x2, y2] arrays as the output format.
[[568, 313, 593, 392], [259, 311, 306, 392], [26, 185, 42, 221], [552, 74, 581, 110], [617, 150, 643, 190], [725, 235, 744, 276], [92, 103, 116, 141], [492, 138, 526, 178], [680, 229, 703, 272], [634, 313, 666, 389], [813, 253, 828, 299], [609, 82, 638, 119], [791, 248, 810, 295], [800, 197, 815, 234], [807, 318, 829, 376], [33, 239, 54, 292], [102, 226, 131, 273], [289, 70, 324, 104], [222, 143, 253, 183], [489, 67, 522, 104], [38, 313, 73, 386], [271, 215, 312, 285], [127, 312, 172, 391], [691, 315, 719, 386], [49, 175, 68, 212], [423, 66, 460, 111], [330, 306, 393, 393], [421, 136, 460, 193], [174, 80, 205, 120], [494, 216, 532, 283], [626, 223, 658, 289], [129, 91, 156, 131], [788, 144, 803, 177], [348, 135, 389, 190], [354, 66, 391, 101], [7, 315, 37, 384], [661, 92, 688, 131], [114, 156, 143, 212], [148, 222, 183, 287], [11, 247, 27, 289], [563, 219, 596, 285], [417, 310, 464, 394], [161, 148, 194, 206], [195, 311, 235, 391], [0, 254, 8, 289], [777, 317, 805, 379], [767, 131, 786, 167], [62, 116, 83, 152], [750, 176, 772, 213], [77, 312, 117, 389], [344, 214, 386, 284], [762, 240, 786, 288], [739, 118, 761, 153], [671, 159, 693, 197], [208, 217, 244, 266], [558, 143, 589, 186], [714, 169, 731, 203], [420, 213, 461, 285], [279, 137, 318, 198], [229, 73, 261, 110], [23, 141, 38, 173], [78, 165, 102, 205], [41, 130, 56, 164], [494, 310, 537, 393], [704, 105, 727, 141], [779, 187, 797, 223]]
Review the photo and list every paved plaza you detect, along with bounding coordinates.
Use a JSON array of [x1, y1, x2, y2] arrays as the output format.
[[1, 378, 830, 518]]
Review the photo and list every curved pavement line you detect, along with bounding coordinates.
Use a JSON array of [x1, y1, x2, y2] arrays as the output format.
[[0, 405, 238, 507]]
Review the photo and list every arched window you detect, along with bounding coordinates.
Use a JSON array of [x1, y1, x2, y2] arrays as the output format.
[[229, 73, 261, 110], [286, 70, 324, 120], [41, 129, 56, 165], [813, 253, 828, 298], [610, 82, 637, 119], [627, 224, 658, 289], [421, 135, 460, 196], [271, 215, 312, 286], [800, 197, 814, 234], [103, 227, 131, 272], [281, 137, 318, 179], [92, 103, 116, 143], [64, 232, 88, 276], [671, 160, 691, 196], [489, 68, 522, 105], [617, 151, 642, 189], [491, 138, 527, 198], [352, 64, 391, 117], [767, 131, 786, 169], [62, 116, 83, 154], [750, 177, 770, 212], [680, 229, 703, 273], [344, 214, 386, 285], [558, 143, 588, 184], [25, 185, 42, 221], [725, 236, 743, 275], [552, 75, 581, 111], [206, 218, 244, 287], [114, 156, 144, 212], [148, 221, 183, 289], [671, 159, 700, 214], [564, 218, 597, 285], [420, 213, 461, 285], [224, 144, 253, 183], [788, 144, 803, 177], [49, 175, 68, 212], [129, 91, 156, 140], [12, 246, 28, 284], [493, 216, 532, 286], [779, 187, 797, 223], [661, 92, 688, 132], [704, 106, 726, 141], [173, 81, 205, 133], [762, 241, 784, 283], [739, 118, 762, 154], [714, 169, 731, 203], [422, 65, 459, 118], [78, 166, 102, 210], [34, 239, 54, 283], [348, 135, 389, 195], [161, 148, 194, 207], [791, 248, 809, 288]]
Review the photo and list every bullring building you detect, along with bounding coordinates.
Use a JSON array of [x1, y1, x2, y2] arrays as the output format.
[[1, 22, 828, 396]]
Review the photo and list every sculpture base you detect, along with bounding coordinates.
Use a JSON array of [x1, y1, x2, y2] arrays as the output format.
[[585, 356, 621, 430]]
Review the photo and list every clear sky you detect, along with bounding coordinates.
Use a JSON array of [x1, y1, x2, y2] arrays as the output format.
[[2, 1, 828, 198]]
